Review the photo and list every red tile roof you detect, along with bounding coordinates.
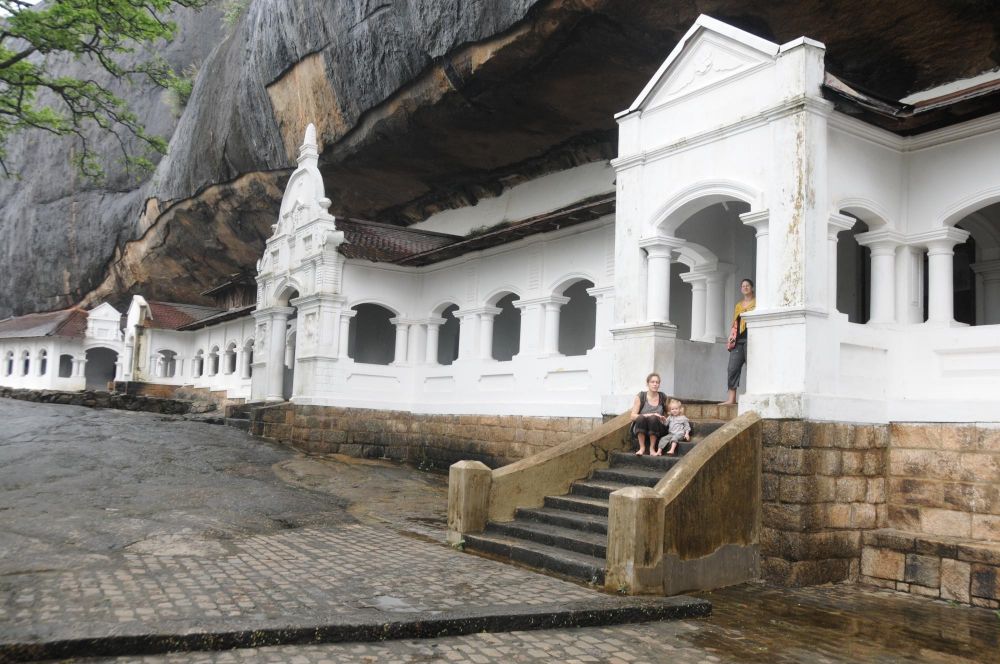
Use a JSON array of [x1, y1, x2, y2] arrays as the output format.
[[336, 217, 460, 262], [143, 301, 224, 330], [0, 308, 90, 340]]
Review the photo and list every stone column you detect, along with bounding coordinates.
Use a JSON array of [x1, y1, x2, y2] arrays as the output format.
[[447, 460, 492, 545], [857, 231, 904, 324], [921, 228, 970, 325], [424, 318, 445, 365], [255, 306, 293, 402], [740, 210, 770, 309], [477, 307, 501, 360], [639, 235, 685, 323], [542, 296, 569, 356], [389, 318, 410, 365], [513, 300, 544, 358], [972, 260, 1000, 325], [679, 272, 708, 341], [605, 487, 664, 595], [586, 285, 615, 351], [338, 309, 356, 358], [827, 213, 856, 315], [704, 267, 732, 341], [407, 322, 425, 365]]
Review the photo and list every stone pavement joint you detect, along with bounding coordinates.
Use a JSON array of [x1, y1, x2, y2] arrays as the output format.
[[0, 595, 710, 662]]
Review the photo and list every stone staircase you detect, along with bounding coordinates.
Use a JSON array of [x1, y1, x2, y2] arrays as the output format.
[[462, 418, 727, 585], [224, 402, 256, 432]]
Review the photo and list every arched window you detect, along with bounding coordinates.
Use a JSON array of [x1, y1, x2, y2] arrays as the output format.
[[193, 350, 205, 378], [208, 346, 220, 376], [157, 350, 177, 378], [224, 342, 237, 375], [20, 350, 30, 376], [241, 339, 254, 379], [58, 354, 74, 378], [558, 280, 596, 356], [37, 349, 48, 376], [347, 303, 396, 365], [437, 304, 460, 365], [953, 202, 1000, 326], [492, 293, 521, 362], [4, 351, 13, 377], [836, 217, 871, 324]]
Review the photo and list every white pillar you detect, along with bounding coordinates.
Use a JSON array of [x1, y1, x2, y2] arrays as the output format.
[[828, 213, 856, 315], [740, 210, 769, 309], [856, 231, 904, 324], [542, 297, 569, 356], [638, 235, 685, 323], [704, 268, 731, 341], [424, 318, 445, 365], [338, 310, 356, 358], [257, 306, 293, 402], [586, 285, 615, 350], [679, 272, 707, 341], [389, 318, 410, 365], [407, 322, 425, 365], [477, 308, 500, 360], [972, 260, 1000, 325], [919, 228, 970, 325]]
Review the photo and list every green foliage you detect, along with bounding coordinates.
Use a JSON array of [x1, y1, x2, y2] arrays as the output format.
[[161, 61, 199, 116], [221, 0, 249, 28], [0, 0, 208, 179]]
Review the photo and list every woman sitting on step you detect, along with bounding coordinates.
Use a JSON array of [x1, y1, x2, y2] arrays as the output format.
[[631, 372, 667, 455]]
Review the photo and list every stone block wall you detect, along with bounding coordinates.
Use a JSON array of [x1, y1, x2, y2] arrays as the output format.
[[885, 423, 1000, 542], [860, 530, 1000, 608], [0, 387, 203, 414], [250, 404, 602, 469], [855, 422, 1000, 608], [760, 419, 889, 586]]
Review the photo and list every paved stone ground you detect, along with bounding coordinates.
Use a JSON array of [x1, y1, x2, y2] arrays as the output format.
[[2, 398, 999, 663]]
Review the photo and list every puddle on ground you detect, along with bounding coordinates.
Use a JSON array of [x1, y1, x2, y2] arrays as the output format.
[[358, 595, 429, 613]]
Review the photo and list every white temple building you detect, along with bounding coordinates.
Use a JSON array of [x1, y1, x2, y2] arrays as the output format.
[[3, 16, 999, 424]]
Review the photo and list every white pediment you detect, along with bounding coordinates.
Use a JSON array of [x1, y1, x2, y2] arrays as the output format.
[[618, 15, 779, 116], [87, 302, 121, 321]]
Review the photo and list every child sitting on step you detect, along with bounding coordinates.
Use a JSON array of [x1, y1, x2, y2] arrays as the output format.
[[653, 398, 691, 457]]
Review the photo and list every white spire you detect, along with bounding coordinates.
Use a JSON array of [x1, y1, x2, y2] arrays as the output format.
[[297, 123, 319, 164]]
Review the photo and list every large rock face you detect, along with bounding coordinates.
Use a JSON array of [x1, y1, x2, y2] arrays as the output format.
[[2, 0, 999, 318]]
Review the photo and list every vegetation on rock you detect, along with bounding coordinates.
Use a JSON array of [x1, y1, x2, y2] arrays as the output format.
[[0, 0, 208, 178]]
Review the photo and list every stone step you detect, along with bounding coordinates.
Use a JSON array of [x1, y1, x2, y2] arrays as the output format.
[[462, 532, 606, 585], [590, 466, 665, 487], [543, 494, 609, 517], [608, 451, 682, 471], [569, 479, 635, 501], [515, 506, 609, 535], [486, 520, 607, 558]]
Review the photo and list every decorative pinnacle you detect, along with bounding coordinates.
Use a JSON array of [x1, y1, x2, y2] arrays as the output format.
[[297, 123, 319, 164]]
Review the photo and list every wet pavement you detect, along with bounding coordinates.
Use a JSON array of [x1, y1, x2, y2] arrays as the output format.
[[1, 398, 998, 662]]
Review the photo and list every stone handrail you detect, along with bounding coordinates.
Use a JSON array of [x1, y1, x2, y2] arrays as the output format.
[[447, 411, 632, 543], [606, 411, 762, 595]]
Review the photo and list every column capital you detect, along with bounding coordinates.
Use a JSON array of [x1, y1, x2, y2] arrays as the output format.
[[388, 317, 423, 327], [638, 233, 686, 256], [422, 317, 447, 327], [456, 306, 501, 318], [678, 271, 709, 285], [855, 229, 905, 253], [585, 284, 614, 299], [909, 227, 971, 253], [514, 295, 570, 309], [739, 209, 770, 235], [253, 305, 295, 321], [290, 292, 347, 308], [827, 212, 856, 238], [972, 259, 1000, 279]]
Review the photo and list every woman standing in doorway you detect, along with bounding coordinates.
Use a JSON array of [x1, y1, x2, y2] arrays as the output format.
[[722, 278, 755, 405]]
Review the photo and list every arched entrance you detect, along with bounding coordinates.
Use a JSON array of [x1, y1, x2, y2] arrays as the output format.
[[85, 347, 118, 391], [954, 201, 1000, 325], [348, 303, 396, 365]]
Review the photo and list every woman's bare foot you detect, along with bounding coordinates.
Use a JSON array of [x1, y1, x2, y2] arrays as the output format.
[[651, 449, 662, 456], [635, 448, 645, 455]]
